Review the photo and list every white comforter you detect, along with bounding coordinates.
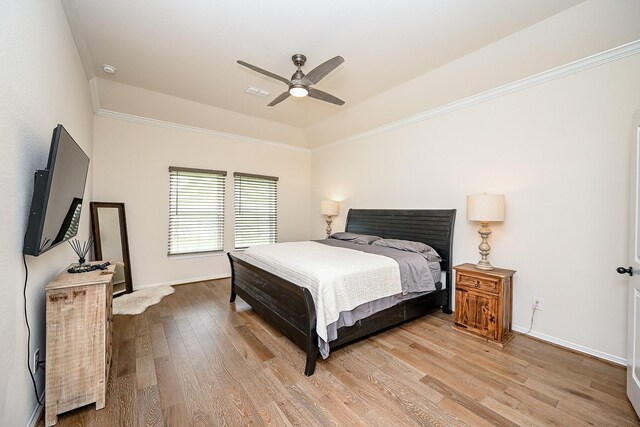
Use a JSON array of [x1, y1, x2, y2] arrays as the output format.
[[237, 241, 402, 342]]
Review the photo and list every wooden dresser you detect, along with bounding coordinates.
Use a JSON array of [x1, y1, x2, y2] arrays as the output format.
[[453, 263, 515, 347], [45, 264, 115, 427]]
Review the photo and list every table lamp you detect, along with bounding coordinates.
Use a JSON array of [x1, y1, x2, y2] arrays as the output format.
[[467, 194, 505, 270], [321, 200, 339, 237]]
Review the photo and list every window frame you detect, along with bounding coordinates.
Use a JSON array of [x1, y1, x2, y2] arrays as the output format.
[[233, 172, 278, 250], [167, 166, 227, 256]]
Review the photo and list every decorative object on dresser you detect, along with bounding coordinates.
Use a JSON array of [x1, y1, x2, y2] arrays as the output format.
[[45, 263, 116, 427], [90, 202, 133, 296], [67, 237, 99, 273], [453, 263, 515, 346], [467, 193, 505, 270], [68, 237, 92, 265], [321, 200, 339, 237]]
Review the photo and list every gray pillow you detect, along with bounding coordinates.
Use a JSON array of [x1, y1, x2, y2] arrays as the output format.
[[372, 238, 442, 262], [329, 232, 381, 245]]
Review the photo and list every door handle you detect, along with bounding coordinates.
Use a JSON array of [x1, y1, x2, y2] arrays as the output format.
[[617, 266, 634, 276]]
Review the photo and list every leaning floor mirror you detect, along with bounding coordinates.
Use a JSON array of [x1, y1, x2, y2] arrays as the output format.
[[90, 202, 133, 296]]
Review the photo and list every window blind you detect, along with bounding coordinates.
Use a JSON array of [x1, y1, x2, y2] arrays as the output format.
[[168, 167, 226, 255], [234, 172, 278, 249]]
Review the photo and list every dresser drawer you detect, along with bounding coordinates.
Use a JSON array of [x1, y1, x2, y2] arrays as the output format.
[[457, 273, 499, 294]]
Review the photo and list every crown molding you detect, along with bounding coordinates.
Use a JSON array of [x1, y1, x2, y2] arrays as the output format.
[[313, 39, 640, 152], [92, 40, 639, 154], [94, 109, 311, 153]]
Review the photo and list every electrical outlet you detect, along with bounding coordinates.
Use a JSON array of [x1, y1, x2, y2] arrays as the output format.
[[33, 348, 40, 373], [533, 296, 544, 311]]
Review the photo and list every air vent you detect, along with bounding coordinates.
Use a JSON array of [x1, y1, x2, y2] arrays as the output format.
[[245, 87, 270, 98]]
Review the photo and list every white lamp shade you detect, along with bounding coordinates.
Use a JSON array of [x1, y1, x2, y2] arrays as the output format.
[[321, 200, 339, 216], [467, 194, 505, 222]]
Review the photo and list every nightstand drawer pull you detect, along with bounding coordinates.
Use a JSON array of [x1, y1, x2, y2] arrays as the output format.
[[457, 274, 499, 293]]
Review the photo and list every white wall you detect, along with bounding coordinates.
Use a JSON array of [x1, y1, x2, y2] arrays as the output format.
[[305, 0, 640, 147], [0, 1, 94, 426], [92, 115, 311, 288], [311, 53, 640, 361]]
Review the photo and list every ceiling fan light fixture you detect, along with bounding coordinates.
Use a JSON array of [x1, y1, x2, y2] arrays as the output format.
[[237, 55, 344, 106], [289, 85, 308, 98]]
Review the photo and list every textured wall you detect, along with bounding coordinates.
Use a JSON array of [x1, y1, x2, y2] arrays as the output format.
[[0, 1, 94, 425]]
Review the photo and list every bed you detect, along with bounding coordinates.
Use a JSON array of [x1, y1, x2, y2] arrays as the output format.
[[227, 209, 456, 376]]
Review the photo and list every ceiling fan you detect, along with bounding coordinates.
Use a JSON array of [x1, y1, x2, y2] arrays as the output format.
[[237, 54, 345, 107]]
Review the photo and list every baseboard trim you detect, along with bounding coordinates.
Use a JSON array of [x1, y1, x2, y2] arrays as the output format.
[[512, 325, 626, 366], [27, 392, 45, 427], [133, 274, 231, 290]]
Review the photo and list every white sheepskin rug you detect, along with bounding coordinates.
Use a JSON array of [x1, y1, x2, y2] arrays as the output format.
[[113, 286, 175, 315]]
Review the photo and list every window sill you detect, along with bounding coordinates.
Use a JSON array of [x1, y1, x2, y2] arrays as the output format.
[[167, 251, 226, 261]]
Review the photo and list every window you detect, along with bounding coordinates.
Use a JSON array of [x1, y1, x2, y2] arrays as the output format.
[[168, 167, 226, 255], [234, 172, 278, 249]]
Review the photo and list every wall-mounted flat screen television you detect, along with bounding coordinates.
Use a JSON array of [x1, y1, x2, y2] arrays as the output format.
[[23, 124, 90, 256]]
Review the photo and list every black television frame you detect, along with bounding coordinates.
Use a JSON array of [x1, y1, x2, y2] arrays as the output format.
[[23, 125, 89, 257]]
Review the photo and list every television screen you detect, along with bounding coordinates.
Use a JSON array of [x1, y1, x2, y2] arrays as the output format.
[[23, 125, 90, 256]]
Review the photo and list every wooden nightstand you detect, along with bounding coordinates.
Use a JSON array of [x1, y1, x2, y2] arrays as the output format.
[[453, 263, 515, 347]]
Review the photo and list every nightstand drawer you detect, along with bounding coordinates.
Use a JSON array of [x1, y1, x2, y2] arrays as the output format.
[[457, 273, 498, 294]]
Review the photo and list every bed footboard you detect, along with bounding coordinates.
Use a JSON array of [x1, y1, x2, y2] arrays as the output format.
[[228, 253, 319, 375]]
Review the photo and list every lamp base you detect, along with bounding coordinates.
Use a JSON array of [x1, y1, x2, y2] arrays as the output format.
[[475, 259, 494, 270], [476, 222, 494, 270], [325, 216, 333, 238]]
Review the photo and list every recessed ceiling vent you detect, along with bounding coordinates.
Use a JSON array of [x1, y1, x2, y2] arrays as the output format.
[[245, 87, 270, 98]]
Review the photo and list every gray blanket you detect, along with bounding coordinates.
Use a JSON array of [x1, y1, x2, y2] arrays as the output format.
[[314, 239, 442, 358], [317, 239, 439, 294]]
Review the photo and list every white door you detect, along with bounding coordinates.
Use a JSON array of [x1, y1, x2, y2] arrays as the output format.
[[626, 112, 640, 415]]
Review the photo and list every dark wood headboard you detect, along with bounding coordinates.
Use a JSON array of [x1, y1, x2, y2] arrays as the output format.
[[345, 209, 457, 296], [345, 209, 456, 266]]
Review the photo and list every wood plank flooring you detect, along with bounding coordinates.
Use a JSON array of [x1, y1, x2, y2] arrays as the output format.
[[39, 279, 639, 426]]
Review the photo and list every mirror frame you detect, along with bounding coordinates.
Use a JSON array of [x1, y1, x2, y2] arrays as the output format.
[[90, 202, 133, 296]]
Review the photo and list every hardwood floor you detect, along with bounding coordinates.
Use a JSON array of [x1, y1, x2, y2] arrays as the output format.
[[39, 279, 639, 426]]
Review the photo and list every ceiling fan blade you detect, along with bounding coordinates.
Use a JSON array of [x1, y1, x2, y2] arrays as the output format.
[[307, 88, 345, 106], [268, 91, 291, 107], [302, 56, 344, 85], [237, 60, 291, 86]]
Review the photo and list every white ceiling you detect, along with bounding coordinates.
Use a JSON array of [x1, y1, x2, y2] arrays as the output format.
[[64, 0, 583, 129]]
